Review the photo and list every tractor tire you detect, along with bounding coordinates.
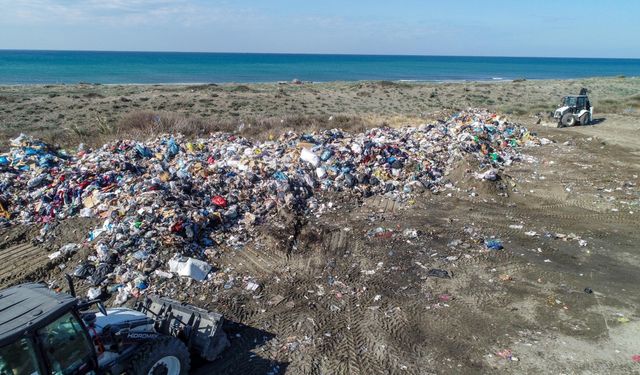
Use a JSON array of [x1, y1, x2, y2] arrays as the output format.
[[126, 337, 190, 375], [561, 112, 576, 127], [579, 113, 590, 125]]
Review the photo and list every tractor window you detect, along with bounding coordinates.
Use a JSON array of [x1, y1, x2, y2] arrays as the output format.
[[37, 313, 94, 375], [576, 97, 586, 108], [0, 338, 40, 375], [563, 96, 577, 106]]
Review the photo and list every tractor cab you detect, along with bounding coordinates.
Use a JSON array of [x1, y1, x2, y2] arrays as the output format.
[[560, 95, 590, 111], [0, 284, 98, 375]]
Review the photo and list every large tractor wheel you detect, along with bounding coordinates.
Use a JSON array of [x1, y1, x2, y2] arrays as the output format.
[[561, 112, 576, 127], [579, 113, 590, 125], [127, 337, 190, 375]]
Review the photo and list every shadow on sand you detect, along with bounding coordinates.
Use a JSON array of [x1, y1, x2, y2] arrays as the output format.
[[584, 117, 606, 126], [192, 321, 288, 375], [554, 117, 606, 128]]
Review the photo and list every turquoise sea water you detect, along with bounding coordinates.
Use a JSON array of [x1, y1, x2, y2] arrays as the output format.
[[0, 50, 639, 84]]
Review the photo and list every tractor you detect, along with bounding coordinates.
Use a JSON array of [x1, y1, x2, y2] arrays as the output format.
[[0, 279, 229, 374], [554, 88, 593, 127]]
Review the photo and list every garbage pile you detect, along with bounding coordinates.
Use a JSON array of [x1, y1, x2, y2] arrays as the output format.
[[0, 109, 541, 302]]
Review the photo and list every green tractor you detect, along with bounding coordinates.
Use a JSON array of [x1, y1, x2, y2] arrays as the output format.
[[0, 281, 228, 374]]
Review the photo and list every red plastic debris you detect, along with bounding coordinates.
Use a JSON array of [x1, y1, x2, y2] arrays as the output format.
[[170, 220, 184, 233], [211, 195, 227, 208], [374, 231, 393, 239], [632, 354, 640, 363]]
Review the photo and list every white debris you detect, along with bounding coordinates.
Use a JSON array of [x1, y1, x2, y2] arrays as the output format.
[[168, 255, 212, 281]]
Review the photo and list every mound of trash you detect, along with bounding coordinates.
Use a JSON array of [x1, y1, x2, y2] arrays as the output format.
[[0, 109, 543, 303]]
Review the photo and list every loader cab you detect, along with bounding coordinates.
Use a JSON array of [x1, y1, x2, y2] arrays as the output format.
[[0, 284, 98, 375], [561, 95, 590, 111]]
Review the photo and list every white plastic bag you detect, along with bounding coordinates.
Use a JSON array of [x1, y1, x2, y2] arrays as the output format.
[[168, 255, 212, 281]]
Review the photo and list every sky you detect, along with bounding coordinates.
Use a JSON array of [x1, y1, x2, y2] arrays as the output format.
[[0, 0, 638, 58]]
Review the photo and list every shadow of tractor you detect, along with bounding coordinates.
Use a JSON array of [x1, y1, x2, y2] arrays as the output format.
[[192, 321, 288, 375]]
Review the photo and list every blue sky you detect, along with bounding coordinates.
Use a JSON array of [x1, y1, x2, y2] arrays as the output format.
[[0, 0, 638, 57]]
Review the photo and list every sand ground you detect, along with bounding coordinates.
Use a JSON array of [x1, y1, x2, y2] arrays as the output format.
[[0, 79, 639, 374]]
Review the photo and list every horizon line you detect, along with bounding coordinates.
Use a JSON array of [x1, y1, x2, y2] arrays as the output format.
[[1, 48, 639, 60]]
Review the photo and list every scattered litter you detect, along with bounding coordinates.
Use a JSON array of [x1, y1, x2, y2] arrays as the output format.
[[48, 251, 63, 260], [427, 269, 451, 279], [496, 349, 518, 361], [403, 228, 419, 238], [154, 269, 174, 279], [474, 168, 499, 181], [48, 243, 80, 260], [168, 255, 212, 281], [87, 287, 102, 300], [499, 274, 513, 282], [485, 239, 504, 250], [246, 281, 260, 292]]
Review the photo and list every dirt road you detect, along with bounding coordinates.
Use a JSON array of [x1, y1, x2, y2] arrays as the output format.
[[1, 114, 638, 374]]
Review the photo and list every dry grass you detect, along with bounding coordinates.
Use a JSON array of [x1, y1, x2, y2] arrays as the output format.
[[1, 78, 639, 149], [111, 111, 370, 144]]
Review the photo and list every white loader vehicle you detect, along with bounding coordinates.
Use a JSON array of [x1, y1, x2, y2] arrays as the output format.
[[554, 88, 593, 127]]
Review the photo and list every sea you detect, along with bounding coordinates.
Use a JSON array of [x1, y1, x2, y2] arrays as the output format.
[[0, 50, 639, 85]]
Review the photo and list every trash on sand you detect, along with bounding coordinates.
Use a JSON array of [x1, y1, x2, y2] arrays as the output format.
[[48, 251, 63, 260], [154, 269, 174, 279], [485, 239, 504, 250], [87, 287, 102, 300], [496, 349, 518, 361], [427, 269, 451, 279], [168, 255, 212, 281], [584, 287, 593, 294], [245, 281, 260, 292], [48, 243, 80, 259], [403, 228, 419, 238], [369, 227, 394, 239], [474, 168, 499, 181]]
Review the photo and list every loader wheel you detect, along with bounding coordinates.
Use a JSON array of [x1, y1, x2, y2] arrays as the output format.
[[127, 337, 190, 375], [579, 113, 590, 125], [561, 112, 576, 127]]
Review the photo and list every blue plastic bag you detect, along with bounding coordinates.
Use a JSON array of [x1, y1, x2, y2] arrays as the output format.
[[485, 239, 504, 250]]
